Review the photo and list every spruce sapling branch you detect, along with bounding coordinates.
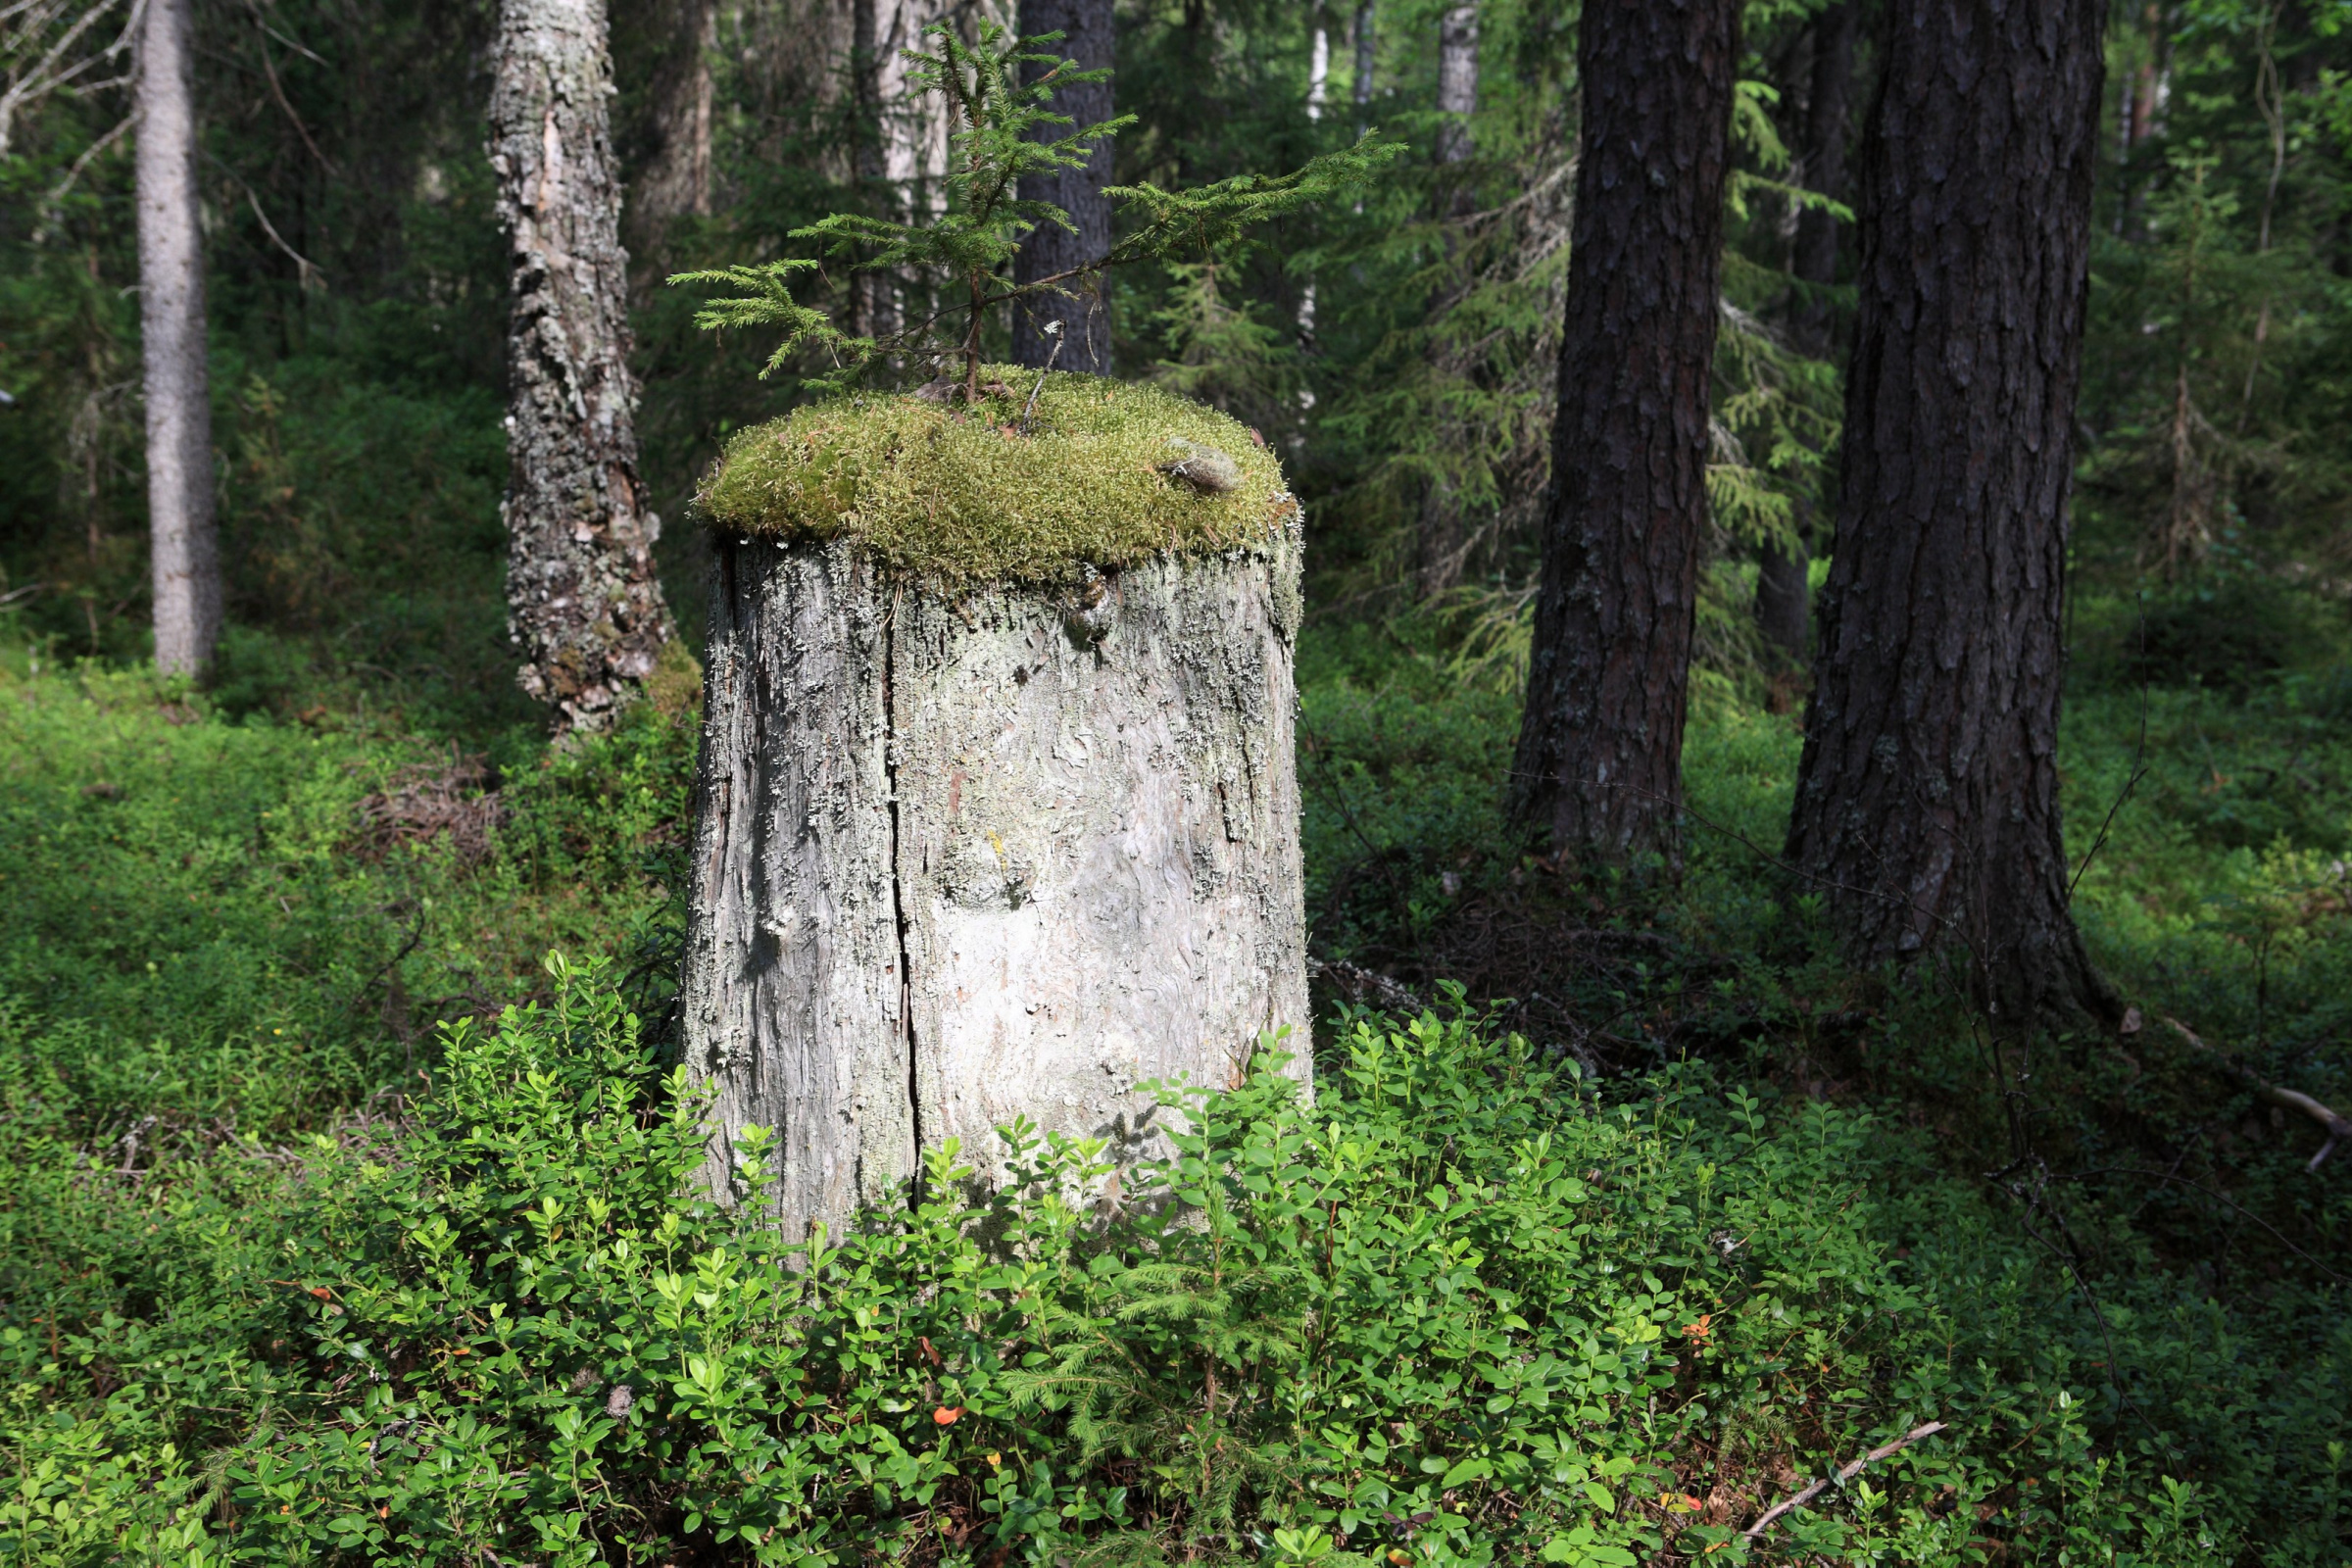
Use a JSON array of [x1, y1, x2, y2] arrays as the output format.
[[670, 20, 1399, 400]]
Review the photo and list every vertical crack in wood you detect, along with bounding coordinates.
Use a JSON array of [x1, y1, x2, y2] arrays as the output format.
[[881, 585, 924, 1204]]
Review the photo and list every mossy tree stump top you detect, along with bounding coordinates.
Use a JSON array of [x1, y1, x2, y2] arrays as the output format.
[[695, 368, 1298, 586]]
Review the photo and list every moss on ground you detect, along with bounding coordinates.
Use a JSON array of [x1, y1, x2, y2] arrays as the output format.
[[695, 368, 1297, 585]]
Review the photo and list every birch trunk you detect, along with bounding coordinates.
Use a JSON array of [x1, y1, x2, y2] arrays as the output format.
[[1011, 0, 1114, 373], [1435, 4, 1476, 170], [1352, 0, 1374, 140], [683, 523, 1310, 1240], [136, 0, 220, 679], [853, 0, 955, 342], [490, 0, 675, 734]]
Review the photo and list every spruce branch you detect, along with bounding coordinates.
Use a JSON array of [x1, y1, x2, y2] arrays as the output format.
[[669, 19, 1397, 399]]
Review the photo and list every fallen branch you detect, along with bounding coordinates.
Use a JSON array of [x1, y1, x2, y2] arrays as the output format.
[[2166, 1016, 2352, 1171], [1743, 1421, 1947, 1542]]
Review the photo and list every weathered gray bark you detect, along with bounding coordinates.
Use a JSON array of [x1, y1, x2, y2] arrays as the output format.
[[1011, 0, 1113, 373], [490, 0, 674, 733], [136, 0, 219, 679], [683, 524, 1310, 1240]]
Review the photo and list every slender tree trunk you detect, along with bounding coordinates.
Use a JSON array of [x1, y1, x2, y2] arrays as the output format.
[[1298, 10, 1331, 342], [1352, 0, 1374, 141], [854, 0, 955, 343], [1435, 4, 1476, 169], [1755, 0, 1855, 666], [632, 0, 716, 245], [1508, 0, 1737, 873], [1786, 0, 2118, 1028], [490, 0, 674, 733], [1011, 0, 1113, 373], [1410, 2, 1481, 594], [136, 0, 220, 679], [1306, 8, 1330, 122]]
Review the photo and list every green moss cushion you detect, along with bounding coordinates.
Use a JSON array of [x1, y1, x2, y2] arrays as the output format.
[[695, 368, 1298, 586]]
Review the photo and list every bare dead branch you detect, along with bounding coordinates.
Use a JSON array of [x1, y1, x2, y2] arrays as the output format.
[[2165, 1016, 2352, 1171], [1744, 1421, 1948, 1542]]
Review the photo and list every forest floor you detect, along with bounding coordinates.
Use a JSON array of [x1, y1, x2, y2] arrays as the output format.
[[2, 596, 2348, 1564]]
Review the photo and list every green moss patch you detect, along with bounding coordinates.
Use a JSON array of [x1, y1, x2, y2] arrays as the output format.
[[695, 368, 1297, 585]]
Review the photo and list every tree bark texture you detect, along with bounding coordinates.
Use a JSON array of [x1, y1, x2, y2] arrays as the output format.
[[491, 0, 675, 733], [136, 0, 220, 679], [1509, 0, 1736, 871], [1011, 0, 1113, 373], [683, 526, 1310, 1240], [853, 0, 956, 343], [1435, 5, 1476, 168], [1755, 0, 1856, 666], [1786, 0, 2117, 1027]]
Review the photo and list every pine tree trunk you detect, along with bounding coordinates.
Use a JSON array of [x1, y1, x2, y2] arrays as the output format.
[[682, 526, 1310, 1239], [1755, 0, 1855, 667], [1011, 0, 1113, 373], [490, 0, 675, 733], [1786, 0, 2118, 1028], [136, 0, 220, 679], [1509, 0, 1737, 872]]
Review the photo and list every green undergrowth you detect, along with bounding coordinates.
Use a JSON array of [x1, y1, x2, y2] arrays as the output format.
[[0, 649, 696, 1138], [696, 369, 1296, 585], [3, 596, 2349, 1565], [0, 957, 2258, 1567]]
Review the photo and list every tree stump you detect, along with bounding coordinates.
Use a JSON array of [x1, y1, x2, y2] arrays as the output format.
[[680, 375, 1309, 1239]]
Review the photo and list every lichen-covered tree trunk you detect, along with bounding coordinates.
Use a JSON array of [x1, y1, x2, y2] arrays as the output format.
[[490, 0, 674, 733], [1011, 0, 1113, 373], [1786, 0, 2117, 1028], [1508, 0, 1737, 872], [136, 0, 220, 679], [682, 525, 1309, 1239]]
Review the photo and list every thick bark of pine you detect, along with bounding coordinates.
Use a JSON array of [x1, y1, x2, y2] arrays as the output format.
[[1755, 0, 1855, 666], [1509, 0, 1736, 872], [1787, 0, 2118, 1028], [136, 0, 220, 679], [683, 527, 1310, 1240], [491, 0, 674, 734], [1011, 0, 1113, 374]]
